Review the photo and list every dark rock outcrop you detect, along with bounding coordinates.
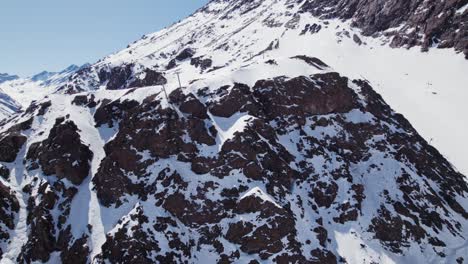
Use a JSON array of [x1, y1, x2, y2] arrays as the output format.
[[0, 182, 19, 258], [167, 48, 196, 69], [26, 118, 93, 185], [299, 0, 468, 57], [84, 68, 467, 262], [0, 134, 27, 162], [0, 117, 33, 162], [191, 57, 213, 70], [130, 69, 167, 87]]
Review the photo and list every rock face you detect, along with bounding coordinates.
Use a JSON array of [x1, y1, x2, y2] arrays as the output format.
[[0, 0, 466, 263], [26, 117, 93, 185], [0, 118, 32, 162], [102, 65, 167, 90], [83, 67, 464, 263], [167, 48, 196, 70], [58, 64, 167, 93], [0, 182, 19, 258], [0, 134, 26, 163], [1, 55, 465, 262], [299, 0, 468, 57]]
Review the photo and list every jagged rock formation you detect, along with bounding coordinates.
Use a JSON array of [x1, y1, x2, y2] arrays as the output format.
[[48, 0, 468, 175], [298, 0, 468, 57], [26, 117, 93, 185], [0, 55, 465, 263]]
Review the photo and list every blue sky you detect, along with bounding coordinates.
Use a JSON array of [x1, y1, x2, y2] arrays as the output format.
[[0, 0, 208, 76]]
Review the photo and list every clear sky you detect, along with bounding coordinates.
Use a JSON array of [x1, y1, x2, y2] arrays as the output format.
[[0, 0, 209, 76]]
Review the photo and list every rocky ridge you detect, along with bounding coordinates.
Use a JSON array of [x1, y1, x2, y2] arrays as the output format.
[[0, 0, 466, 263], [0, 55, 465, 263], [0, 74, 19, 85]]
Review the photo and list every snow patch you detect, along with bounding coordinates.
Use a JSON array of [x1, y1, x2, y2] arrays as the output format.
[[240, 187, 282, 208]]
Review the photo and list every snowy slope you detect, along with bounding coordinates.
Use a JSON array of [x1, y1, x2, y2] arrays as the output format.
[[0, 91, 20, 120], [0, 74, 22, 120], [0, 64, 87, 110], [0, 74, 19, 85], [60, 0, 468, 175], [0, 58, 466, 263], [0, 0, 466, 263]]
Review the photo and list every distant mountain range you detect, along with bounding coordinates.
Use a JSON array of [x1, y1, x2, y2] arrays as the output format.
[[0, 64, 89, 120], [0, 73, 19, 84]]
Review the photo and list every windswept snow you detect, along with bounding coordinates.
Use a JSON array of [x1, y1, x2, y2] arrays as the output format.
[[210, 112, 254, 149], [240, 187, 282, 208], [335, 230, 396, 264], [456, 3, 468, 15]]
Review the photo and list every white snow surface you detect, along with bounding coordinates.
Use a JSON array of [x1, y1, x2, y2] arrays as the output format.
[[0, 64, 83, 110], [51, 0, 467, 175], [0, 90, 20, 120], [0, 0, 466, 263], [240, 187, 282, 208], [456, 3, 468, 15]]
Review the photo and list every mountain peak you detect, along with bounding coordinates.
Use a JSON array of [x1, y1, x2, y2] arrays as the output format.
[[0, 73, 19, 84], [31, 70, 54, 82]]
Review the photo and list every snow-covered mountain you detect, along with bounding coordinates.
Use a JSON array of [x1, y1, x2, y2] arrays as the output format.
[[0, 74, 22, 120], [0, 92, 21, 121], [0, 64, 88, 114], [0, 0, 466, 263], [30, 65, 87, 86], [59, 0, 468, 175], [0, 74, 19, 85]]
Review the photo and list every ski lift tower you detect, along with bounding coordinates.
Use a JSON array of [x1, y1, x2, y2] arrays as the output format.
[[159, 72, 169, 101], [175, 70, 183, 89]]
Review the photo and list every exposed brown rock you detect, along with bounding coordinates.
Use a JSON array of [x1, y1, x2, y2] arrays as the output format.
[[0, 134, 26, 162], [299, 0, 468, 57], [129, 69, 167, 87], [0, 182, 19, 244], [312, 181, 338, 208], [209, 83, 260, 118], [26, 118, 93, 185]]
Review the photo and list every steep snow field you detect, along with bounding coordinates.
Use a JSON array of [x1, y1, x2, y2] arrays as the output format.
[[0, 0, 466, 262], [2, 1, 466, 174], [283, 22, 468, 176], [0, 91, 20, 120], [0, 64, 86, 110], [61, 0, 467, 174], [0, 79, 55, 110]]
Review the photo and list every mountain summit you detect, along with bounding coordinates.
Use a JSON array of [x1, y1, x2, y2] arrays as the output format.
[[0, 0, 466, 263], [0, 73, 19, 85]]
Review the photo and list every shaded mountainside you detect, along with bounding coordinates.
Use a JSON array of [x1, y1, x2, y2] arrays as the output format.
[[0, 93, 21, 121], [0, 0, 466, 263], [208, 0, 468, 56], [0, 56, 466, 263], [0, 74, 19, 85], [298, 0, 468, 57]]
